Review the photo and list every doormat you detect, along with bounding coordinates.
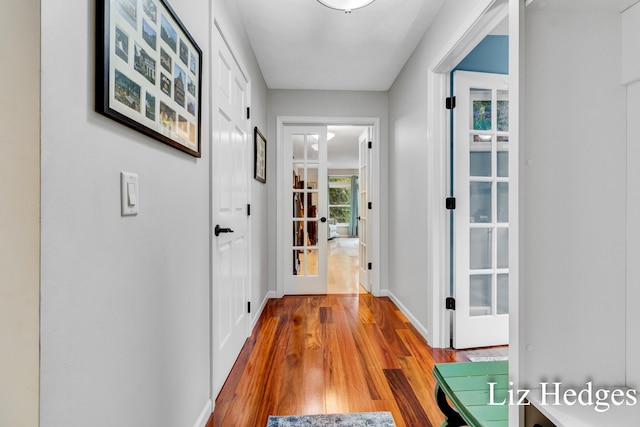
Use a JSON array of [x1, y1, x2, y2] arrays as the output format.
[[267, 412, 396, 426], [464, 347, 509, 362]]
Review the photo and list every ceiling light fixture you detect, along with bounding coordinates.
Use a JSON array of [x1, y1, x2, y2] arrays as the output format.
[[317, 0, 376, 13]]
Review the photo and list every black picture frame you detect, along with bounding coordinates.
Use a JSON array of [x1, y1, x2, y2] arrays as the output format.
[[254, 127, 267, 183], [96, 0, 202, 157]]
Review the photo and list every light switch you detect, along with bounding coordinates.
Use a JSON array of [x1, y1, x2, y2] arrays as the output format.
[[121, 172, 139, 216], [127, 182, 137, 206]]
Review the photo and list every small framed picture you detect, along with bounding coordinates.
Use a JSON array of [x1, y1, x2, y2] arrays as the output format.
[[96, 0, 202, 157], [254, 127, 267, 183]]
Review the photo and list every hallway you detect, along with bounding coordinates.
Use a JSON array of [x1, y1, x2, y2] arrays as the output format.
[[212, 294, 461, 426]]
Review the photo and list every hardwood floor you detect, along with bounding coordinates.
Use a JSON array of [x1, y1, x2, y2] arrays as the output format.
[[212, 294, 464, 427], [327, 238, 363, 294]]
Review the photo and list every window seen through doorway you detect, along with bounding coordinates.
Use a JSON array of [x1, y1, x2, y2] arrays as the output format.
[[329, 176, 352, 223]]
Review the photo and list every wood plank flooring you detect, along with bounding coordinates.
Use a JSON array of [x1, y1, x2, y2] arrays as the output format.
[[326, 238, 363, 294], [212, 294, 465, 427]]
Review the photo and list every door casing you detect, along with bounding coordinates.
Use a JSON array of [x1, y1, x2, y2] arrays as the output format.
[[425, 0, 511, 349]]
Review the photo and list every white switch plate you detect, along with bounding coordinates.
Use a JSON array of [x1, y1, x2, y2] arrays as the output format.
[[120, 172, 139, 216]]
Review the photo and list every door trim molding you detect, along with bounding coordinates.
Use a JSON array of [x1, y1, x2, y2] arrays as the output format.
[[425, 0, 508, 349], [276, 116, 381, 297]]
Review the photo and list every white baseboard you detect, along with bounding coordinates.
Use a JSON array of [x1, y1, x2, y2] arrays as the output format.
[[193, 399, 212, 427], [251, 291, 276, 330], [385, 290, 430, 344]]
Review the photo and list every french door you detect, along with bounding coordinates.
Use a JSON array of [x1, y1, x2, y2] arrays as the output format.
[[453, 71, 510, 349], [284, 126, 328, 294]]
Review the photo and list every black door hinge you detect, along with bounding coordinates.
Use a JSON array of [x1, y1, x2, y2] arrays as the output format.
[[247, 204, 251, 216], [446, 197, 456, 210], [368, 262, 372, 270], [446, 96, 456, 110], [247, 107, 250, 120], [368, 141, 372, 149], [247, 301, 251, 314], [446, 297, 456, 310], [368, 202, 372, 210]]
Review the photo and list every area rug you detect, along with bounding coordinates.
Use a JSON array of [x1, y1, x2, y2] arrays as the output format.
[[465, 347, 509, 362], [267, 411, 396, 426], [338, 238, 359, 257]]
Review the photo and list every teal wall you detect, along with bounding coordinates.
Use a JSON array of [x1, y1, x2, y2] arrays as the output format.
[[454, 35, 509, 74]]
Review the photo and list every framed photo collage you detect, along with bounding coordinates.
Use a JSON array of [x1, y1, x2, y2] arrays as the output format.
[[97, 0, 202, 157]]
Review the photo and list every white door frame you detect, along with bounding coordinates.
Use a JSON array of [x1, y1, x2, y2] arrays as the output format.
[[277, 116, 381, 297], [425, 0, 510, 349]]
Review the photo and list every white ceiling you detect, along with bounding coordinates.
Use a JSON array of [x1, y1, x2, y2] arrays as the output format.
[[290, 126, 365, 170], [231, 0, 639, 90], [327, 125, 366, 170], [233, 0, 447, 91]]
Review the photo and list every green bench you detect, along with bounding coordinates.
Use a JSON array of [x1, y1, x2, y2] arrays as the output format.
[[433, 361, 509, 427]]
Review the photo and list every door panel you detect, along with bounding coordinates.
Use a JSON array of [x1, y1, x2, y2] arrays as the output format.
[[211, 27, 250, 395], [453, 71, 509, 349], [285, 126, 328, 294]]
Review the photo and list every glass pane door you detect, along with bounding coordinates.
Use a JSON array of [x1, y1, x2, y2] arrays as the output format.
[[285, 126, 328, 294], [468, 87, 509, 318], [453, 71, 510, 349]]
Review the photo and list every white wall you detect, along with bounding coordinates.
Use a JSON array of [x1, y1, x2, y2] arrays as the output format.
[[0, 1, 40, 426], [627, 81, 640, 389], [623, 2, 640, 389], [388, 0, 491, 340], [40, 1, 210, 425], [522, 7, 627, 387], [40, 2, 267, 427], [267, 89, 389, 292]]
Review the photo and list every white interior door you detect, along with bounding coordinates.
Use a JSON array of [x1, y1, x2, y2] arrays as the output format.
[[453, 70, 509, 349], [358, 128, 371, 291], [211, 26, 250, 394], [284, 126, 328, 294]]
